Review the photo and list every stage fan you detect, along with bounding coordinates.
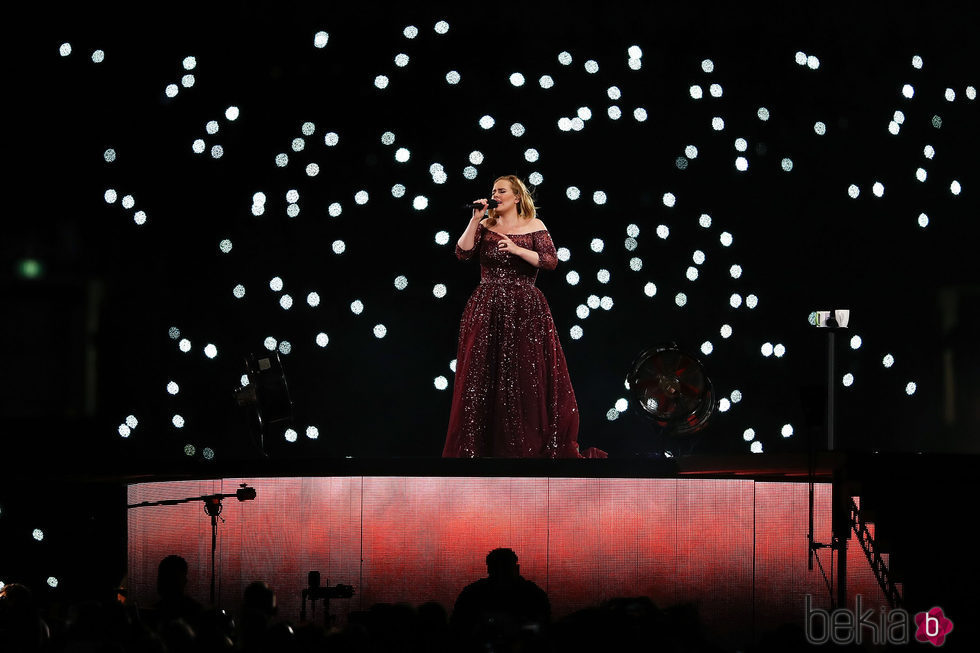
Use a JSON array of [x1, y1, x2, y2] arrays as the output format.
[[626, 343, 715, 450]]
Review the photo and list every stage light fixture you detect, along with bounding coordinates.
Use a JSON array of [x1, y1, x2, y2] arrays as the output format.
[[570, 326, 583, 340], [743, 428, 755, 441], [225, 106, 239, 120], [814, 122, 826, 135], [60, 43, 71, 56], [306, 164, 320, 176], [758, 107, 770, 121], [434, 20, 449, 34], [644, 283, 657, 297], [843, 373, 855, 387], [848, 184, 860, 198], [173, 415, 185, 428], [905, 382, 917, 395], [600, 296, 614, 310], [179, 339, 191, 353], [432, 284, 446, 298], [720, 232, 733, 247], [192, 140, 206, 154], [883, 354, 895, 368], [781, 158, 794, 172], [403, 26, 418, 39], [950, 180, 961, 195], [373, 324, 387, 338], [434, 376, 448, 390], [712, 117, 725, 130], [314, 31, 329, 48], [278, 341, 291, 355], [566, 186, 581, 200], [184, 444, 195, 455], [686, 267, 699, 281], [354, 191, 369, 205], [350, 300, 364, 315], [701, 341, 713, 355], [264, 337, 277, 351], [556, 247, 570, 261], [710, 84, 723, 97], [750, 441, 763, 453], [565, 271, 579, 285], [315, 333, 329, 347], [324, 132, 339, 146], [558, 51, 572, 65], [446, 71, 460, 84], [967, 86, 977, 100], [746, 295, 758, 309], [807, 55, 820, 70], [524, 148, 539, 162], [633, 108, 648, 121], [606, 408, 619, 421], [204, 345, 218, 359], [576, 305, 590, 319], [587, 295, 600, 309], [735, 157, 748, 171], [902, 84, 915, 98], [279, 295, 294, 310], [538, 74, 553, 89], [528, 171, 543, 185], [597, 269, 611, 284], [395, 53, 409, 67], [888, 121, 900, 135], [275, 153, 288, 167], [165, 84, 179, 98], [720, 324, 732, 338], [286, 203, 299, 217], [233, 284, 246, 299], [374, 75, 389, 89], [916, 168, 927, 182], [412, 196, 428, 210], [675, 293, 687, 307], [509, 72, 525, 86], [629, 257, 643, 271], [284, 429, 298, 442], [872, 182, 884, 197], [628, 58, 642, 70], [119, 424, 131, 438], [730, 293, 742, 308]]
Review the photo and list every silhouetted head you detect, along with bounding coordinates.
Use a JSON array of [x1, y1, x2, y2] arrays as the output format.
[[486, 548, 520, 579], [242, 581, 277, 618], [157, 555, 189, 599]]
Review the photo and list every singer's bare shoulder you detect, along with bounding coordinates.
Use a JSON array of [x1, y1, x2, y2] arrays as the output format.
[[530, 218, 547, 232]]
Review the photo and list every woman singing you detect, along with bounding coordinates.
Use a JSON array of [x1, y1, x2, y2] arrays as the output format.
[[443, 175, 602, 458]]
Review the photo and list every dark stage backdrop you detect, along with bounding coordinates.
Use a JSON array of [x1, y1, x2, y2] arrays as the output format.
[[127, 476, 885, 646]]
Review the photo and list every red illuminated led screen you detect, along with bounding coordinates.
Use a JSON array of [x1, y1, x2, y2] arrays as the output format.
[[127, 476, 885, 644]]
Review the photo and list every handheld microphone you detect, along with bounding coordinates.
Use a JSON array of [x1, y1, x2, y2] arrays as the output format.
[[462, 199, 498, 210]]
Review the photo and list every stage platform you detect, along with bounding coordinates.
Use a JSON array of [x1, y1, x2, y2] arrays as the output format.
[[124, 453, 899, 648]]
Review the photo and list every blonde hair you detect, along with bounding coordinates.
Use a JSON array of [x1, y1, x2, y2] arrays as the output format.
[[486, 175, 537, 227]]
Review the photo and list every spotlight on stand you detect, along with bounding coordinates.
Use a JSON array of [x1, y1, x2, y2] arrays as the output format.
[[627, 343, 715, 455], [234, 351, 293, 456]]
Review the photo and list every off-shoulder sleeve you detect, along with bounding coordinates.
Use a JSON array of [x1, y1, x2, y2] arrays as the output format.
[[532, 230, 558, 271], [456, 223, 485, 260]]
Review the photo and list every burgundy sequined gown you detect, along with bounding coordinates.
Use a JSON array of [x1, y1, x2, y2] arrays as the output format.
[[443, 223, 583, 458]]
